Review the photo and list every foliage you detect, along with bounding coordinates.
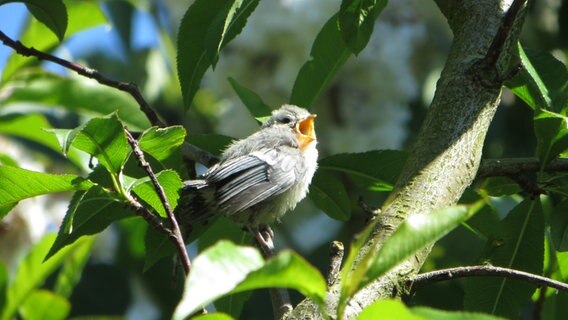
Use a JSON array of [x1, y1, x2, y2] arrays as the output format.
[[0, 0, 567, 319]]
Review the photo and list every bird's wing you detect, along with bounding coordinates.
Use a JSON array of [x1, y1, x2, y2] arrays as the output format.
[[207, 148, 298, 214]]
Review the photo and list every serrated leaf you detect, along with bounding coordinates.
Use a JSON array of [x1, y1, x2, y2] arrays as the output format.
[[51, 113, 130, 176], [319, 150, 407, 190], [0, 0, 68, 41], [534, 109, 568, 165], [0, 166, 92, 218], [139, 126, 186, 162], [338, 0, 388, 55], [1, 72, 149, 129], [228, 77, 272, 124], [177, 0, 259, 110], [46, 186, 133, 260], [20, 289, 70, 320], [1, 1, 106, 81], [290, 14, 351, 108], [143, 221, 176, 271], [0, 234, 90, 320], [464, 199, 544, 318], [309, 170, 351, 220], [173, 241, 264, 319], [131, 170, 182, 217]]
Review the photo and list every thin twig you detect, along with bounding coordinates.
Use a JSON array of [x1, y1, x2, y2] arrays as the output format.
[[407, 265, 568, 293], [483, 0, 527, 68], [327, 241, 345, 287], [125, 128, 192, 275], [126, 194, 174, 237], [0, 30, 164, 127]]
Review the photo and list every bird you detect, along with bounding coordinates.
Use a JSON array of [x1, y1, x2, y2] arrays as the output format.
[[176, 104, 318, 254]]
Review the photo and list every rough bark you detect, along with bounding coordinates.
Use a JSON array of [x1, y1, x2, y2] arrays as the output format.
[[288, 0, 526, 319]]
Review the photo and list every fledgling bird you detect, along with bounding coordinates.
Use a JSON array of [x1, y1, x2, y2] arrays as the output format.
[[177, 104, 318, 251]]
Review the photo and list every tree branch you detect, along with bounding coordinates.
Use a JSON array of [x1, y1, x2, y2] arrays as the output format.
[[0, 29, 218, 167], [0, 30, 164, 127], [327, 241, 345, 287], [124, 128, 192, 275], [478, 157, 568, 178], [407, 265, 568, 293]]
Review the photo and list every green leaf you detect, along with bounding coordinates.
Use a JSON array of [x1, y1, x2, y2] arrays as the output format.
[[174, 241, 327, 319], [131, 170, 182, 218], [187, 134, 234, 157], [290, 14, 351, 108], [0, 263, 7, 315], [346, 206, 471, 300], [464, 199, 544, 318], [233, 250, 327, 306], [0, 234, 90, 320], [143, 220, 176, 271], [177, 0, 259, 110], [19, 289, 70, 320], [0, 166, 92, 219], [1, 72, 149, 129], [0, 0, 68, 41], [52, 113, 130, 177], [0, 113, 82, 166], [173, 241, 264, 319], [357, 299, 419, 320], [193, 313, 234, 320], [53, 236, 94, 298], [1, 0, 106, 81], [139, 126, 186, 170], [533, 109, 568, 165], [309, 170, 351, 221], [228, 77, 272, 124], [319, 150, 407, 191], [507, 45, 568, 112], [205, 0, 260, 68], [46, 186, 133, 260], [551, 200, 568, 252], [412, 307, 507, 320], [338, 0, 388, 55]]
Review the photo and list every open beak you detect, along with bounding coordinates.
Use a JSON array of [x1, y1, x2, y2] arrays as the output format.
[[296, 114, 317, 146]]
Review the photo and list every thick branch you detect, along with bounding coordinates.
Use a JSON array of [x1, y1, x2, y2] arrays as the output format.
[[125, 129, 192, 275], [408, 265, 568, 293]]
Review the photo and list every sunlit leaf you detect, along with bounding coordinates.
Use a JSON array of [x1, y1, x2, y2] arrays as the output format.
[[20, 289, 70, 320], [533, 109, 568, 165], [338, 0, 387, 55], [177, 0, 259, 110], [412, 307, 507, 320], [356, 299, 418, 320], [131, 170, 182, 218]]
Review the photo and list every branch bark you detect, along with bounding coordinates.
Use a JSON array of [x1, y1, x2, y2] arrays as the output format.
[[407, 265, 568, 293], [289, 1, 527, 318]]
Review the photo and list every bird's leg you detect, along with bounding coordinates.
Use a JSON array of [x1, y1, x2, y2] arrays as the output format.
[[248, 224, 275, 258]]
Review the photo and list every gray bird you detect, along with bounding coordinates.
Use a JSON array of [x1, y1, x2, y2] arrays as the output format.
[[177, 104, 318, 251]]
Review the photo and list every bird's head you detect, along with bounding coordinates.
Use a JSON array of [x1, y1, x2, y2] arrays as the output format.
[[263, 104, 317, 149]]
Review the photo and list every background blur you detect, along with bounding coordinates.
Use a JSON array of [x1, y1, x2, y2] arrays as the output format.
[[0, 0, 566, 318]]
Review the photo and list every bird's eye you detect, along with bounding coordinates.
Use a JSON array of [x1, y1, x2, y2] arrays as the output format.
[[279, 116, 293, 124]]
